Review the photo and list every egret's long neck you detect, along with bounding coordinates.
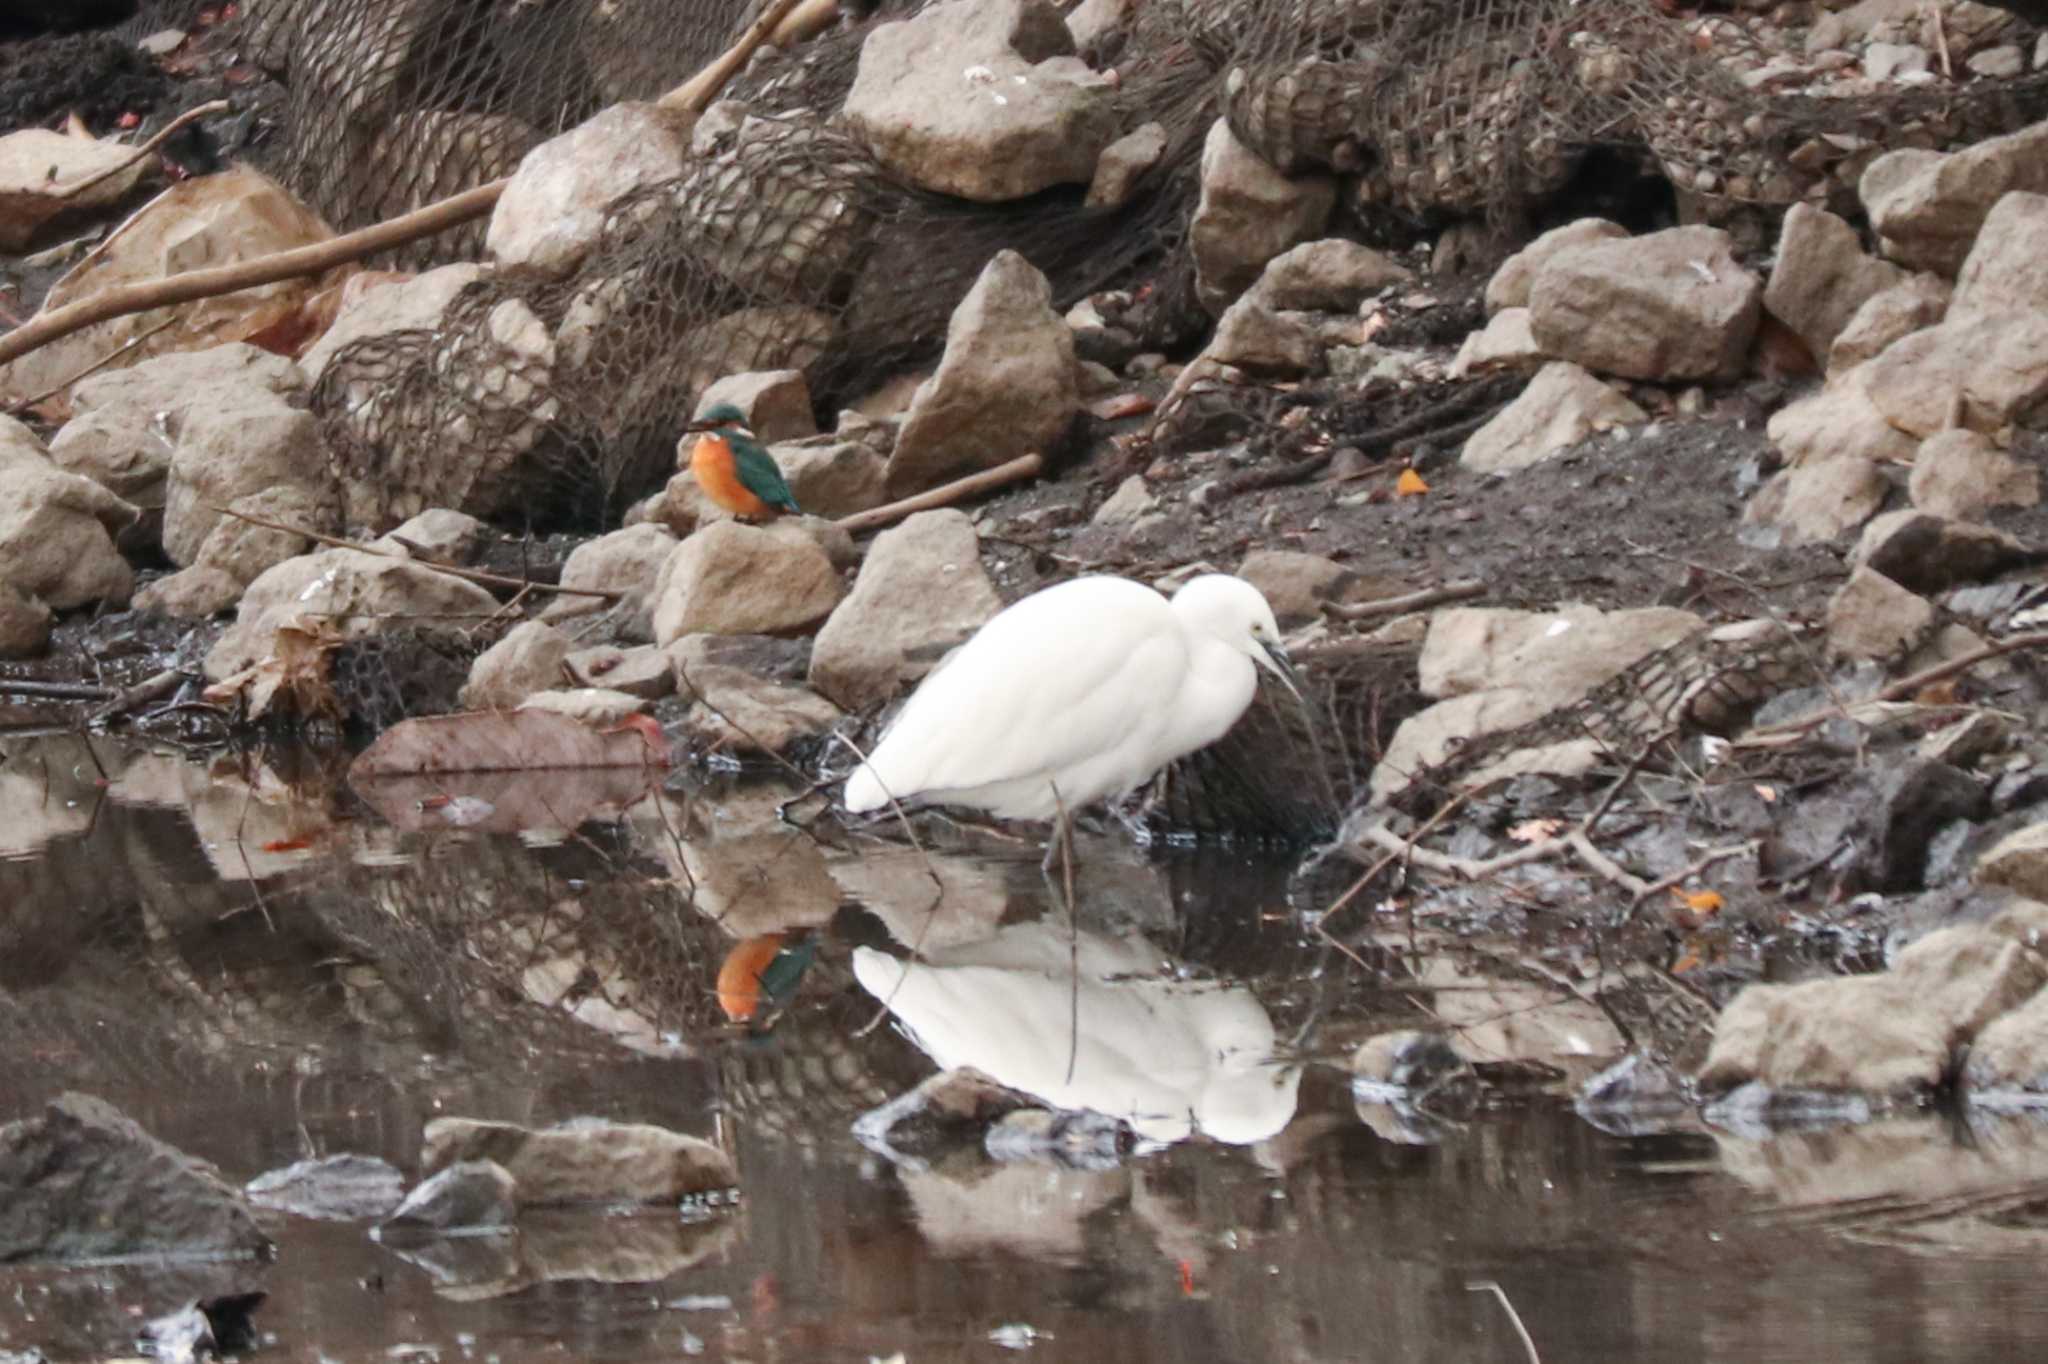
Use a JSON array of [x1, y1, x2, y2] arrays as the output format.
[[1174, 633, 1259, 752]]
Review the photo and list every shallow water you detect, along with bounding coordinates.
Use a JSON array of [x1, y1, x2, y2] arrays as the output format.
[[6, 735, 2048, 1363]]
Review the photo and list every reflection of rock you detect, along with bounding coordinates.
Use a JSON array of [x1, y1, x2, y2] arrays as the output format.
[[0, 1093, 271, 1262], [379, 1159, 516, 1236], [421, 1116, 735, 1207], [827, 846, 1014, 951], [854, 921, 1300, 1144], [246, 1153, 404, 1222], [1414, 956, 1626, 1078], [900, 1161, 1127, 1260], [383, 1210, 739, 1299]]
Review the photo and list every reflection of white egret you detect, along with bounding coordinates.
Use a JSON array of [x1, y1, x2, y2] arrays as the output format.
[[841, 575, 1303, 823], [853, 923, 1300, 1145]]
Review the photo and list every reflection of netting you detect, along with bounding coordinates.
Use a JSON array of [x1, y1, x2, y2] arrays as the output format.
[[328, 627, 480, 732], [1190, 0, 2048, 223], [303, 0, 1213, 525]]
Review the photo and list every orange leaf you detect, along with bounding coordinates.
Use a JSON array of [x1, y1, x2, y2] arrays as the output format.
[[1395, 468, 1430, 497], [1671, 951, 1702, 974], [260, 837, 312, 853], [1671, 888, 1724, 914]]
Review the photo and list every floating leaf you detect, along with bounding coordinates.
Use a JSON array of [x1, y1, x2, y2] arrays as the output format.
[[1395, 467, 1430, 497]]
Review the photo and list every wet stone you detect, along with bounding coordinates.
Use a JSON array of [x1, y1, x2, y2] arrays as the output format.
[[379, 1159, 516, 1237], [421, 1116, 736, 1208], [245, 1153, 405, 1222]]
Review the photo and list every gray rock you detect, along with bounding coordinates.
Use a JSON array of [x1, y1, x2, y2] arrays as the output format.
[[1528, 225, 1762, 381], [0, 414, 136, 609], [0, 128, 153, 252], [420, 1116, 736, 1207], [1854, 758, 1986, 893], [0, 1093, 270, 1262], [769, 438, 888, 518], [133, 565, 242, 621], [1826, 566, 1933, 662], [1252, 238, 1411, 312], [650, 521, 844, 644], [1862, 121, 2048, 274], [1863, 40, 1930, 78], [1091, 474, 1156, 525], [1084, 121, 1167, 209], [565, 644, 676, 699], [160, 378, 337, 582], [1448, 307, 1543, 378], [1460, 361, 1646, 472], [842, 0, 1119, 203], [1853, 509, 2031, 593], [297, 264, 485, 383], [245, 1153, 405, 1222], [889, 250, 1078, 497], [487, 102, 693, 276], [670, 635, 844, 754], [1696, 921, 2047, 1096], [1966, 43, 2025, 77], [1206, 293, 1321, 374], [0, 581, 50, 659], [461, 619, 573, 710], [539, 523, 679, 639], [1909, 429, 2040, 519], [808, 508, 1001, 711], [695, 369, 817, 443], [185, 483, 333, 590], [1484, 218, 1628, 315], [1189, 117, 1336, 315], [1764, 204, 1912, 363], [379, 1160, 516, 1236], [1237, 549, 1352, 626], [1742, 457, 1890, 545], [1828, 274, 1950, 372], [1950, 191, 2048, 325], [206, 547, 501, 681], [372, 508, 488, 563]]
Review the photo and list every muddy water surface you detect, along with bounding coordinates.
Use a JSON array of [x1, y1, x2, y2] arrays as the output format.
[[4, 735, 2048, 1363]]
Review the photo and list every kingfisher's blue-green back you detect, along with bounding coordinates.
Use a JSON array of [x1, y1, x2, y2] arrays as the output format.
[[727, 431, 801, 514]]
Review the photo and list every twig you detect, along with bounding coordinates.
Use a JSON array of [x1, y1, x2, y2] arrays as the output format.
[[1316, 789, 1472, 930], [207, 504, 621, 601], [0, 678, 117, 701], [658, 0, 821, 112], [1625, 841, 1757, 916], [1467, 1282, 1542, 1364], [90, 667, 185, 723], [834, 454, 1044, 534], [5, 314, 177, 414], [51, 100, 228, 200], [1737, 630, 2048, 744], [1930, 1, 1952, 78], [0, 180, 507, 372], [0, 0, 813, 374], [1324, 579, 1486, 621]]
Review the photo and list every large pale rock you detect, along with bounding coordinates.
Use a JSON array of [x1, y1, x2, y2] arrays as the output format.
[[1828, 274, 1950, 373], [1950, 191, 2048, 325], [1826, 567, 1934, 661], [1765, 375, 1920, 468], [1764, 204, 1913, 362], [1696, 923, 2048, 1096], [207, 548, 501, 681], [808, 509, 1001, 711], [297, 263, 485, 382], [1460, 361, 1646, 472], [1189, 118, 1336, 315], [565, 644, 675, 699], [1449, 308, 1543, 379], [1206, 294, 1321, 375], [1742, 458, 1890, 545], [1861, 122, 2048, 274], [47, 343, 302, 510], [132, 566, 242, 621], [670, 634, 844, 754], [421, 1116, 735, 1207], [888, 251, 1078, 497], [771, 439, 888, 519], [1528, 226, 1762, 381], [0, 581, 51, 659], [0, 129, 152, 251], [0, 1093, 270, 1262], [1979, 828, 2048, 901], [372, 507, 488, 562], [0, 168, 333, 409], [1236, 550, 1353, 626], [843, 0, 1119, 203], [696, 370, 816, 443], [1419, 604, 1703, 703], [1484, 218, 1628, 315], [651, 522, 843, 644], [487, 103, 693, 276], [1910, 429, 2040, 518], [540, 523, 678, 639], [189, 484, 334, 590], [0, 415, 136, 609], [462, 620, 574, 710], [1857, 309, 2048, 436], [1084, 121, 1167, 209], [163, 387, 337, 580], [1254, 238, 1411, 312], [1852, 509, 2032, 594]]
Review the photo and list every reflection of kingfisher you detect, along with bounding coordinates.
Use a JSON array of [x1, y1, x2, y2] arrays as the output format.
[[717, 932, 818, 1026], [683, 404, 801, 521]]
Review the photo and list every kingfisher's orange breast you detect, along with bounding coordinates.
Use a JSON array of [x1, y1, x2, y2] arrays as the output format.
[[691, 434, 773, 518]]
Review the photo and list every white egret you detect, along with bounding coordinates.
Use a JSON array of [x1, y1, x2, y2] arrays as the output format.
[[841, 573, 1304, 823]]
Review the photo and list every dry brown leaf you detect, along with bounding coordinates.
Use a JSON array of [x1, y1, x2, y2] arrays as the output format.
[[201, 621, 343, 722], [1089, 392, 1155, 421], [1508, 817, 1563, 844]]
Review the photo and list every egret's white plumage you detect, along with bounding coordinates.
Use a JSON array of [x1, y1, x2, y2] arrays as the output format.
[[841, 573, 1296, 821]]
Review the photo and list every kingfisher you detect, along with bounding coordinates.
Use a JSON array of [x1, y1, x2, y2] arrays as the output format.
[[683, 403, 801, 521], [716, 932, 818, 1026]]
